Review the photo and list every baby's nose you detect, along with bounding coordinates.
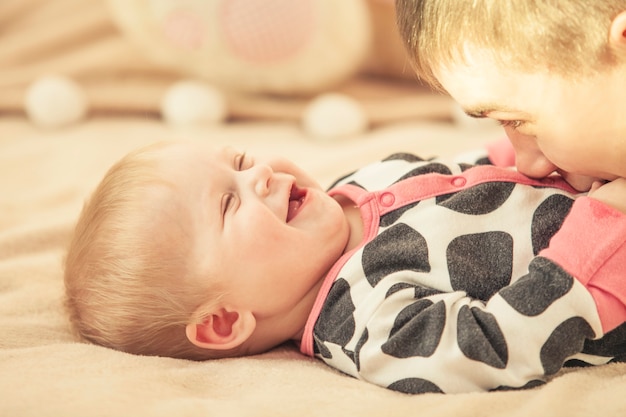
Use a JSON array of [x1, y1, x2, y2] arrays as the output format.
[[247, 164, 273, 196]]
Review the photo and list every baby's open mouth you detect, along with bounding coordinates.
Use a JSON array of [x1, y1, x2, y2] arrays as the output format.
[[287, 184, 306, 222]]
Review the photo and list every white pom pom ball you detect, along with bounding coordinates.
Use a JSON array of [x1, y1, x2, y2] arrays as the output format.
[[161, 80, 228, 126], [24, 75, 88, 128], [302, 93, 368, 140]]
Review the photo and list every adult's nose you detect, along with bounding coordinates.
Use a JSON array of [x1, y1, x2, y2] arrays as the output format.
[[506, 129, 557, 179]]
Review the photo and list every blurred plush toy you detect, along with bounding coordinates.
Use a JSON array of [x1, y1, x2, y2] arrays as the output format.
[[3, 0, 457, 138], [109, 0, 373, 95]]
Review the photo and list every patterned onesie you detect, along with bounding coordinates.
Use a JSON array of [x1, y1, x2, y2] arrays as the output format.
[[299, 148, 626, 394]]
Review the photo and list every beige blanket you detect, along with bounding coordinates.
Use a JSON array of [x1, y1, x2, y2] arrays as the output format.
[[2, 116, 626, 417]]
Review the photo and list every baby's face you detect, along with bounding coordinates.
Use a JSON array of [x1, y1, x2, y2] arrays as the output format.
[[157, 142, 350, 320], [436, 47, 626, 191]]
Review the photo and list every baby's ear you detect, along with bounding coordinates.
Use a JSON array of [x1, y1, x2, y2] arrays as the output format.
[[609, 11, 626, 50], [186, 306, 256, 351]]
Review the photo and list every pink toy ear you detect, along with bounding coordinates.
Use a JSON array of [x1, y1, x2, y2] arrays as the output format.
[[218, 0, 315, 63]]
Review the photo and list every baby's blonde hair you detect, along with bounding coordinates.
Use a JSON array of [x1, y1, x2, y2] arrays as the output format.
[[64, 143, 226, 360], [396, 0, 626, 89]]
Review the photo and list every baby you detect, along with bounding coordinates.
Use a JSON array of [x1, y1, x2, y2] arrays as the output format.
[[64, 140, 626, 394]]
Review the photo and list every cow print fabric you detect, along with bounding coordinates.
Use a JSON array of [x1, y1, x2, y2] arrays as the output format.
[[310, 153, 614, 394]]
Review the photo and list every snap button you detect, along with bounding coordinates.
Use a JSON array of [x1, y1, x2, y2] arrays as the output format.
[[451, 176, 467, 187], [379, 192, 395, 207]]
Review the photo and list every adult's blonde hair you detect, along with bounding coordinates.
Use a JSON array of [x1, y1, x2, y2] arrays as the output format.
[[396, 0, 626, 89], [64, 143, 226, 360]]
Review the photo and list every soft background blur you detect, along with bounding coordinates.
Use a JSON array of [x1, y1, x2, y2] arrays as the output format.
[[0, 0, 460, 129]]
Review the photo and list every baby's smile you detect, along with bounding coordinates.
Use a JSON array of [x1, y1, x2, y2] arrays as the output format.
[[287, 184, 307, 223]]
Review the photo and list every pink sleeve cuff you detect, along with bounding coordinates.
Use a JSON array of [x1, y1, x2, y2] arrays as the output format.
[[540, 197, 626, 333]]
